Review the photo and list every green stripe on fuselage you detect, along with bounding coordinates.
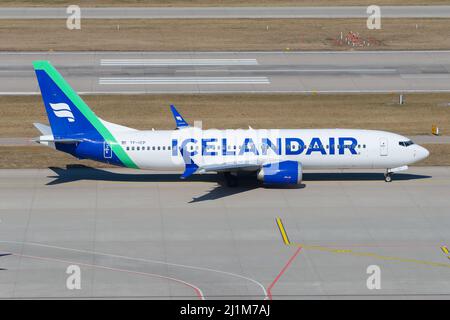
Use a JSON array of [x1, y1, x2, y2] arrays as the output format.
[[33, 61, 138, 169]]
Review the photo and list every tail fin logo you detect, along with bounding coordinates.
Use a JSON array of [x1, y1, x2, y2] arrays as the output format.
[[49, 103, 75, 123]]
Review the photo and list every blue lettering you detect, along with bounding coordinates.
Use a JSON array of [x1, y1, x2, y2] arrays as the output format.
[[171, 139, 178, 156], [329, 137, 335, 155], [222, 138, 235, 156], [339, 137, 358, 155], [239, 138, 259, 156], [306, 137, 326, 155], [181, 138, 198, 156], [285, 138, 305, 155], [202, 138, 217, 156], [262, 138, 281, 155]]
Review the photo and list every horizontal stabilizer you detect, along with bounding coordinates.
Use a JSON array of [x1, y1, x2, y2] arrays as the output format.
[[33, 123, 52, 135], [33, 137, 82, 144]]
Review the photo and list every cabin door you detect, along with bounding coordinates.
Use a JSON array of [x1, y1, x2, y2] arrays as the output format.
[[104, 141, 113, 159], [379, 138, 388, 156]]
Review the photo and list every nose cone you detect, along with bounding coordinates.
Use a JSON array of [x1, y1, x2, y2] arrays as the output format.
[[416, 145, 430, 161]]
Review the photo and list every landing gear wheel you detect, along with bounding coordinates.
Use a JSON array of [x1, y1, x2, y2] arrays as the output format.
[[384, 172, 393, 182], [224, 172, 238, 187]]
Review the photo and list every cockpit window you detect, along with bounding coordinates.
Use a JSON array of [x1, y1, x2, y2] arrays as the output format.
[[399, 140, 414, 147]]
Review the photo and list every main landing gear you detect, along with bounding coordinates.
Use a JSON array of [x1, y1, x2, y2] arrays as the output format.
[[224, 172, 238, 187]]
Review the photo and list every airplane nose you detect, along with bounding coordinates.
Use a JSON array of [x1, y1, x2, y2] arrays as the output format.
[[417, 145, 430, 161]]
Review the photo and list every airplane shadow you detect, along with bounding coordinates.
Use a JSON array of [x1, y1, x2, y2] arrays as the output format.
[[0, 253, 11, 270], [46, 165, 431, 203], [303, 172, 432, 181], [47, 165, 262, 202]]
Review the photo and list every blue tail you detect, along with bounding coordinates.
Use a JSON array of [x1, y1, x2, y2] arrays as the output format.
[[33, 61, 100, 139], [33, 61, 138, 168]]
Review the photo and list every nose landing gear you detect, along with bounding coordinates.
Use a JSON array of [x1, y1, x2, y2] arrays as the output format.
[[384, 172, 393, 182], [384, 166, 408, 182]]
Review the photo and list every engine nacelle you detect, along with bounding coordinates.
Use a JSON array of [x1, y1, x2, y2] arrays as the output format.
[[257, 160, 303, 185]]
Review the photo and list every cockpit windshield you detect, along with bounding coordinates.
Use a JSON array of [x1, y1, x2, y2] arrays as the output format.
[[399, 140, 414, 147]]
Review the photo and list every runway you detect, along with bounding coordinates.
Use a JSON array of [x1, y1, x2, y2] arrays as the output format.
[[1, 6, 450, 19], [1, 51, 450, 94], [0, 166, 449, 299]]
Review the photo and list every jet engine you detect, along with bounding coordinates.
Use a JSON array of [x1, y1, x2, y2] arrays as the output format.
[[257, 160, 303, 185]]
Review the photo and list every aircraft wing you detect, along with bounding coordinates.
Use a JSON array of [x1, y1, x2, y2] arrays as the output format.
[[197, 162, 260, 173], [179, 147, 260, 179]]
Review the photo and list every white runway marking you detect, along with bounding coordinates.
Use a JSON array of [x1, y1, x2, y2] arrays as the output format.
[[101, 59, 259, 66], [11, 251, 205, 300], [0, 240, 268, 299], [99, 77, 271, 85]]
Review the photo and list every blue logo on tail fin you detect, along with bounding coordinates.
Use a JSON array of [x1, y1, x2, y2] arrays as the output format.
[[34, 66, 97, 139]]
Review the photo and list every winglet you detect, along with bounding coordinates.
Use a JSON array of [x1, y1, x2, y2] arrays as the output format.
[[170, 105, 189, 129], [179, 147, 199, 179]]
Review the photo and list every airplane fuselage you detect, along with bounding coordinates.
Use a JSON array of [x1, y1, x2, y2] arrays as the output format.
[[105, 128, 429, 171]]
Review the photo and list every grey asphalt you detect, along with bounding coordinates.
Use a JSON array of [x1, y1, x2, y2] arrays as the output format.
[[1, 6, 450, 19], [2, 51, 450, 94], [0, 166, 449, 299]]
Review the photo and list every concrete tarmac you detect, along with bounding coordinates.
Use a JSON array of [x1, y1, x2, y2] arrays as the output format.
[[0, 166, 449, 299], [1, 51, 450, 94], [1, 6, 450, 19]]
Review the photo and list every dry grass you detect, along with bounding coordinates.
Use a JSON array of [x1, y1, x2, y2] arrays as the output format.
[[2, 0, 449, 7], [0, 143, 448, 168], [0, 146, 111, 169], [2, 93, 449, 138], [416, 144, 450, 166], [0, 18, 449, 51]]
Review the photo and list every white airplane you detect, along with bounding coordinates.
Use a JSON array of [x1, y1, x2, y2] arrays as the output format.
[[33, 61, 429, 186]]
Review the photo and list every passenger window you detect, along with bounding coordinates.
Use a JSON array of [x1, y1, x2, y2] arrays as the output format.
[[157, 146, 161, 150], [132, 147, 135, 151], [126, 147, 130, 151], [152, 146, 155, 150]]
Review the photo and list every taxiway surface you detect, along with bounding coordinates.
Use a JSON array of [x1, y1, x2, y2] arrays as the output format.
[[0, 166, 449, 299]]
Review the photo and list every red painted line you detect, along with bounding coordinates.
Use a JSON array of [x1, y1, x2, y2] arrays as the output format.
[[11, 252, 204, 300], [267, 246, 302, 300]]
